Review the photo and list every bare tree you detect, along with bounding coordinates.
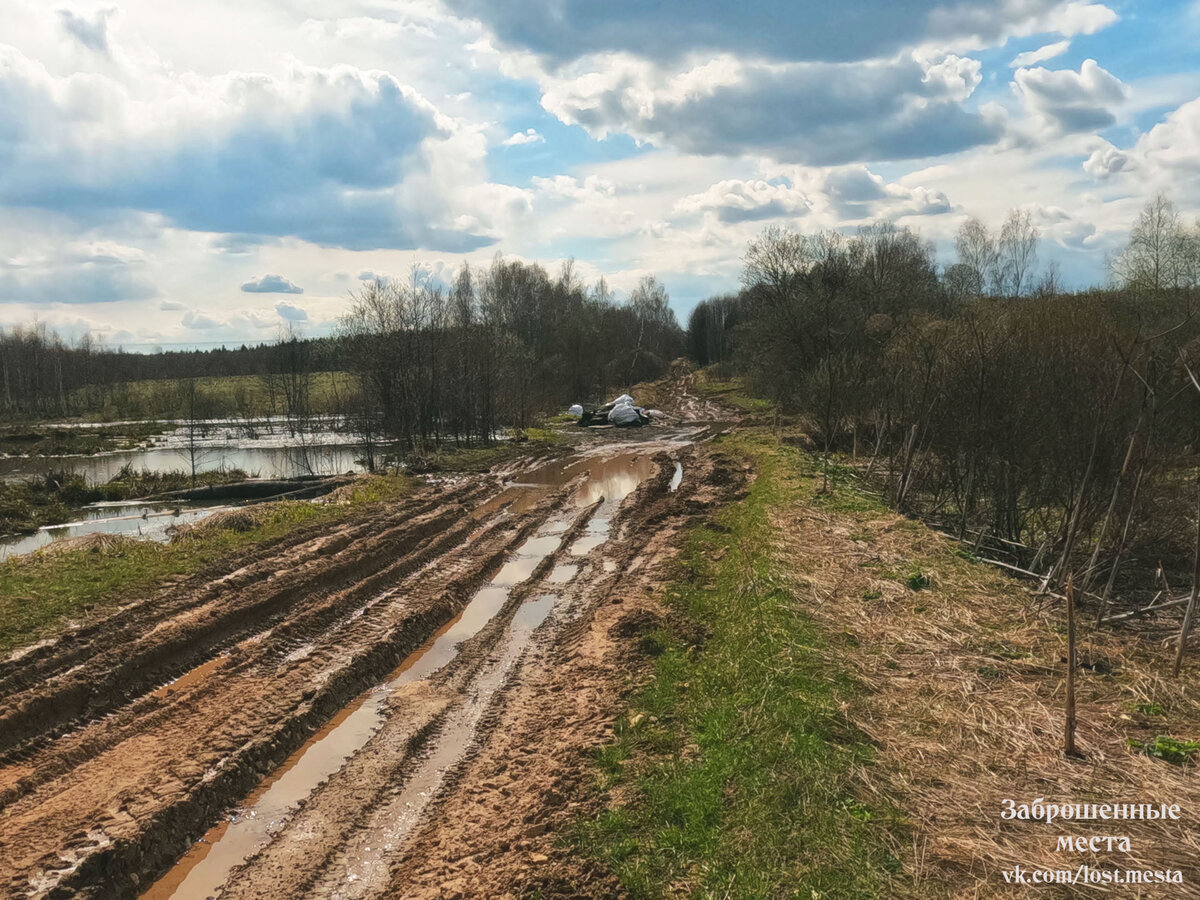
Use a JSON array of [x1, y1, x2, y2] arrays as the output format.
[[955, 218, 1000, 297], [1109, 194, 1192, 292], [998, 209, 1040, 297]]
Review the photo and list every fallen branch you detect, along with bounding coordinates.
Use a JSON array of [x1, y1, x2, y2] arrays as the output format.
[[1101, 593, 1190, 624]]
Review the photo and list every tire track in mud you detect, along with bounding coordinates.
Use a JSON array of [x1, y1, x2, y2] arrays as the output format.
[[171, 500, 608, 900], [0, 481, 498, 758], [379, 447, 749, 900], [0, 423, 727, 900], [0, 480, 491, 703], [0, 474, 581, 899], [168, 447, 708, 900], [0, 497, 535, 812]]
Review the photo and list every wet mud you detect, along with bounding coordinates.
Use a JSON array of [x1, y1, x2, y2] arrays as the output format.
[[0, 381, 744, 900]]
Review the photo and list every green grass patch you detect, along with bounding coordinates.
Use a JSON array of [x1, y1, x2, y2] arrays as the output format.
[[1129, 735, 1200, 765], [693, 371, 778, 415], [405, 428, 567, 474], [0, 474, 413, 653], [517, 426, 570, 446], [574, 434, 909, 898]]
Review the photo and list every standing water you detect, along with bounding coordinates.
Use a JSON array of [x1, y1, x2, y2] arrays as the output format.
[[144, 450, 659, 900], [0, 503, 230, 562]]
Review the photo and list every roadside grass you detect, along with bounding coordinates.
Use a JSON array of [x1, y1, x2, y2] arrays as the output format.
[[0, 473, 413, 653], [730, 429, 1200, 894], [576, 433, 910, 898], [406, 429, 568, 474], [692, 370, 779, 419]]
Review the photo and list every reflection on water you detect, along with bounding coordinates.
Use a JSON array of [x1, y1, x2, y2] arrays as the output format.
[[0, 503, 228, 562], [0, 444, 363, 484], [143, 519, 574, 900], [483, 452, 659, 516], [1, 418, 368, 484]]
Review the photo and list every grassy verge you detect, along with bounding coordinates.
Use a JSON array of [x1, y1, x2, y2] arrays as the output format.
[[691, 370, 780, 423], [576, 434, 909, 898], [0, 474, 413, 653], [405, 428, 569, 474]]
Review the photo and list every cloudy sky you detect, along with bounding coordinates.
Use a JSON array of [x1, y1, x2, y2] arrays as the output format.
[[1, 0, 1197, 348]]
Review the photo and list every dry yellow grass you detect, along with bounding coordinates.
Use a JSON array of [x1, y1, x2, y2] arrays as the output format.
[[772, 465, 1200, 897]]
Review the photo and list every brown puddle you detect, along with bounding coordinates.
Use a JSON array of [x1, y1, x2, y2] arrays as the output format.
[[568, 528, 607, 556], [331, 594, 558, 899], [547, 563, 578, 584], [478, 451, 659, 516], [143, 450, 662, 900], [145, 539, 567, 896], [147, 655, 229, 701]]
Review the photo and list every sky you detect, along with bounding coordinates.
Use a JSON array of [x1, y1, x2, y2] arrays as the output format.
[[0, 0, 1198, 349]]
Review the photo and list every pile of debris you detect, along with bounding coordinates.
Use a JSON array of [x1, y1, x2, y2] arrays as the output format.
[[569, 394, 662, 428]]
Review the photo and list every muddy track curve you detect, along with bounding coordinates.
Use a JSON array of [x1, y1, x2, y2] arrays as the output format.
[[0, 412, 743, 900]]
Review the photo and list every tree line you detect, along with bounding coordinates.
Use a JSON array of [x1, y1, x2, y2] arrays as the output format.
[[0, 258, 684, 454], [689, 195, 1200, 611], [339, 258, 682, 462], [0, 324, 352, 420]]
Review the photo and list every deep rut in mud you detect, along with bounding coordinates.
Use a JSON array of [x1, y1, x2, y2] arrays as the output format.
[[0, 416, 740, 900]]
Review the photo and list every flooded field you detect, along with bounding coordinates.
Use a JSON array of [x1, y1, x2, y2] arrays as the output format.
[[0, 502, 229, 562], [0, 417, 366, 483]]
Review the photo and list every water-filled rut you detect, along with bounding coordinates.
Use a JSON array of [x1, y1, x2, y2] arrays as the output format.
[[0, 440, 692, 899], [145, 497, 603, 900]]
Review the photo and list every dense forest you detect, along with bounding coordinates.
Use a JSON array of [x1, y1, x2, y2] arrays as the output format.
[[689, 194, 1200, 609]]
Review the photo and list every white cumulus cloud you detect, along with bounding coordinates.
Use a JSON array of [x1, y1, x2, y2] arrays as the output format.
[[1010, 40, 1071, 67], [502, 128, 545, 146]]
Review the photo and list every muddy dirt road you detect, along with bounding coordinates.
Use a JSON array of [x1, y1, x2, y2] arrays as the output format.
[[0, 391, 745, 899]]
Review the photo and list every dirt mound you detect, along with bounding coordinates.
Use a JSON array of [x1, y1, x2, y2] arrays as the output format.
[[169, 505, 274, 539], [36, 532, 141, 557], [608, 608, 666, 639]]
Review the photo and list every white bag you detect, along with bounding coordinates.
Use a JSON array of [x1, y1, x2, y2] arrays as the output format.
[[608, 404, 641, 426]]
